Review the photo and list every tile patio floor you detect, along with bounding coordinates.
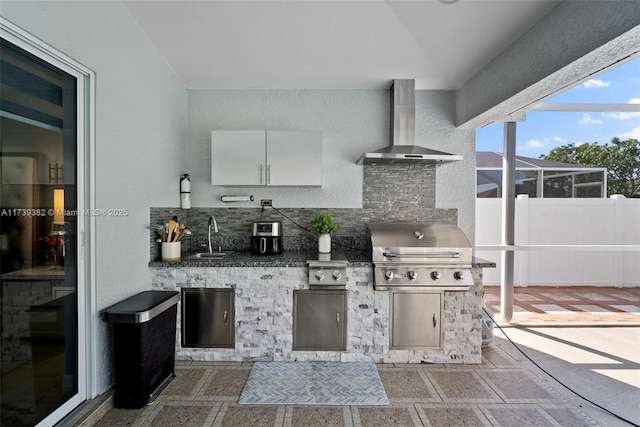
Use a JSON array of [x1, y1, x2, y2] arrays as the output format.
[[61, 286, 640, 427], [65, 352, 600, 427]]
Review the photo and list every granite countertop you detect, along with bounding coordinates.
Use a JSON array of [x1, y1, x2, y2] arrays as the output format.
[[149, 250, 495, 269], [149, 248, 372, 268], [472, 257, 497, 268]]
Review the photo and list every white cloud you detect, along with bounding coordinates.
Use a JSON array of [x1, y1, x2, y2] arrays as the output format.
[[517, 136, 566, 151], [604, 112, 640, 120], [602, 98, 640, 120], [620, 126, 640, 139], [527, 140, 545, 148], [580, 113, 603, 125], [581, 79, 611, 89]]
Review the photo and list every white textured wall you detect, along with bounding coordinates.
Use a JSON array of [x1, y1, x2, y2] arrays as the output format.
[[416, 91, 476, 242], [1, 1, 188, 393], [187, 89, 476, 240], [188, 89, 385, 208]]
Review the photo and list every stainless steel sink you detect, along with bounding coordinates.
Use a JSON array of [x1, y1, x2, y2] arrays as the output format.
[[189, 252, 230, 259]]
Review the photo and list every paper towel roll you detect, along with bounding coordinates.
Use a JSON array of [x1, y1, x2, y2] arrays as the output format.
[[221, 195, 254, 202]]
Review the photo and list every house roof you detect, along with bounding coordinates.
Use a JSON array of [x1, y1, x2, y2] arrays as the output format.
[[476, 151, 606, 171]]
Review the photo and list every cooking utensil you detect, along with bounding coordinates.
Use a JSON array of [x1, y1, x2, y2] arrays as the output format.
[[167, 219, 177, 242], [173, 225, 186, 242], [177, 228, 191, 242]]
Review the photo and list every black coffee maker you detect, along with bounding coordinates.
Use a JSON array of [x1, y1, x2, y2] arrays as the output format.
[[250, 221, 282, 255]]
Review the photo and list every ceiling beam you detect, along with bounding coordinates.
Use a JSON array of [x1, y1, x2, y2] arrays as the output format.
[[456, 1, 640, 129], [529, 103, 640, 112]]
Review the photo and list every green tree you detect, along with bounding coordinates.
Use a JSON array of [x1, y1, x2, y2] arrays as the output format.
[[540, 138, 640, 197]]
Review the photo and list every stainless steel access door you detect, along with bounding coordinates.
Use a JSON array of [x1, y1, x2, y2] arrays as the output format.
[[390, 291, 443, 349], [181, 288, 234, 348], [293, 290, 347, 351]]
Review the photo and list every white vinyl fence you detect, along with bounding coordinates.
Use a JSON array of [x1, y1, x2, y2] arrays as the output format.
[[475, 195, 640, 287]]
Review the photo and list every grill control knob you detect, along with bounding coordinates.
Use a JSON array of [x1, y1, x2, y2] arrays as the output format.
[[384, 270, 394, 280], [332, 270, 342, 280], [431, 271, 441, 280], [315, 271, 325, 280], [407, 271, 417, 281], [454, 271, 466, 280]]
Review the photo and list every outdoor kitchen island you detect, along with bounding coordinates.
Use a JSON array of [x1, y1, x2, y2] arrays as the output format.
[[150, 249, 493, 365]]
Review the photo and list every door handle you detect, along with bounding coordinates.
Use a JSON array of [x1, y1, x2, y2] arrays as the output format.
[[432, 313, 437, 328], [267, 164, 271, 185], [336, 313, 340, 327], [223, 310, 228, 325], [259, 164, 263, 184]]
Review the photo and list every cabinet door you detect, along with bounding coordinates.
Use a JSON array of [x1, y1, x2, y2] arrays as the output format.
[[390, 291, 441, 349], [267, 130, 322, 186], [293, 290, 346, 351], [211, 130, 265, 185], [181, 288, 235, 348]]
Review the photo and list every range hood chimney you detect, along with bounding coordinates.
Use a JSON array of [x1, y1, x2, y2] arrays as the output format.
[[358, 79, 463, 164]]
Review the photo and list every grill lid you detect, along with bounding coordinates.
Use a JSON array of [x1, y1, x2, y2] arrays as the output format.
[[368, 223, 472, 264]]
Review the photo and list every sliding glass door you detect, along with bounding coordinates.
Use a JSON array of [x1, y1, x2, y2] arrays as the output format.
[[0, 37, 82, 426]]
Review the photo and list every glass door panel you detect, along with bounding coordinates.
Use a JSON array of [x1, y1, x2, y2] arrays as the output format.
[[1, 38, 78, 427]]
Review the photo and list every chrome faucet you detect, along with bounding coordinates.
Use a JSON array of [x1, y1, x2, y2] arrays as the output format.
[[208, 215, 219, 253]]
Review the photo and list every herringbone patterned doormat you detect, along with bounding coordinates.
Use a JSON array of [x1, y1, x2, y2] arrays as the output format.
[[238, 362, 389, 405]]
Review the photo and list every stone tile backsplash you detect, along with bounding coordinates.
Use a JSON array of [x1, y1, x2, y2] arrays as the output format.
[[150, 163, 457, 261]]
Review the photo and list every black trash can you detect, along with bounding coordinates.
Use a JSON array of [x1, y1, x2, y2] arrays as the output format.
[[104, 290, 180, 409]]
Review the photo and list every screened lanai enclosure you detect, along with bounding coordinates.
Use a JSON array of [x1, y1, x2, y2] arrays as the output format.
[[476, 151, 607, 198]]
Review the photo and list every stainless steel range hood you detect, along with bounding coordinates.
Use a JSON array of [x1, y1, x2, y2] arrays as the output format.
[[358, 79, 463, 164]]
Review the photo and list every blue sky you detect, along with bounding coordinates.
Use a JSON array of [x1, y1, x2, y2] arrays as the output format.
[[475, 56, 640, 159]]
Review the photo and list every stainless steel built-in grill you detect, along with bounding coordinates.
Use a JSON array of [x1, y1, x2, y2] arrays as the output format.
[[368, 223, 473, 291]]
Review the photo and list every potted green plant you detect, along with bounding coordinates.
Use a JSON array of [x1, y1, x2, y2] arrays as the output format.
[[310, 213, 340, 253]]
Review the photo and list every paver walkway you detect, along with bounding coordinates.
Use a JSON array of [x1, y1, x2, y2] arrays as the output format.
[[483, 286, 640, 324]]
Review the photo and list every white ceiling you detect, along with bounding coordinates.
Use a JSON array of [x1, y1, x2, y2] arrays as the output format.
[[122, 0, 560, 90]]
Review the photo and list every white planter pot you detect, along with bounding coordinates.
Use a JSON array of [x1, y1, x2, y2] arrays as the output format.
[[318, 234, 331, 253]]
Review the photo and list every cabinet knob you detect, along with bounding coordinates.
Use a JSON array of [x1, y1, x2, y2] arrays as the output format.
[[315, 271, 325, 280], [384, 270, 394, 280], [332, 270, 342, 280]]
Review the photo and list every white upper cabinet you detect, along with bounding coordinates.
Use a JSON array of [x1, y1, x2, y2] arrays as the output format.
[[211, 130, 322, 186], [211, 130, 265, 186], [267, 130, 322, 186]]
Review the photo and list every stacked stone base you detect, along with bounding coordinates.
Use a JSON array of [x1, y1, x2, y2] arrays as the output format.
[[151, 267, 483, 364]]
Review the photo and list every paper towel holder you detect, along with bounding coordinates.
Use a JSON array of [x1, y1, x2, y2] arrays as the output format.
[[221, 195, 254, 203]]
